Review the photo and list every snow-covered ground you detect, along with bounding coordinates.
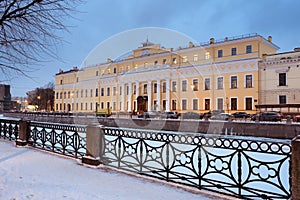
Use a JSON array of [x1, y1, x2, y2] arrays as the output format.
[[0, 139, 228, 200]]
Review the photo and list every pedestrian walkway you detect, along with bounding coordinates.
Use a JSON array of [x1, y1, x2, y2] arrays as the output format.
[[0, 139, 232, 200]]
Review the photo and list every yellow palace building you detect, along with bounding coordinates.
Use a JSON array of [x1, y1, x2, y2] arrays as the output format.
[[54, 34, 279, 115]]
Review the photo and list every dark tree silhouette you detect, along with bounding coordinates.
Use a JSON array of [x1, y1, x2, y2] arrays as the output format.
[[0, 0, 83, 77]]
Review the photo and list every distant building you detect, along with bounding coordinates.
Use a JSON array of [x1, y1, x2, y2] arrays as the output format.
[[0, 84, 12, 112], [258, 48, 300, 113], [55, 33, 278, 114]]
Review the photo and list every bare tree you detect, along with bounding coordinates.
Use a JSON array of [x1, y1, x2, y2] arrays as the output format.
[[0, 0, 83, 77]]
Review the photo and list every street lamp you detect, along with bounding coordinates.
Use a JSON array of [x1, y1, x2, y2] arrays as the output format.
[[37, 96, 41, 111]]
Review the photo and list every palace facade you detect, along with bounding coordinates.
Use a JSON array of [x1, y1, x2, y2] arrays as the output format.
[[55, 33, 279, 114], [258, 48, 300, 113]]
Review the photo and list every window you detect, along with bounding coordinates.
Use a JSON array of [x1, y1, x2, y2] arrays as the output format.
[[162, 100, 166, 111], [162, 59, 167, 64], [245, 75, 253, 88], [119, 86, 122, 95], [107, 87, 110, 96], [172, 100, 177, 110], [113, 67, 117, 74], [76, 77, 79, 83], [231, 47, 237, 56], [56, 92, 58, 99], [143, 84, 147, 94], [68, 91, 70, 98], [192, 79, 198, 91], [182, 99, 187, 110], [113, 87, 116, 96], [85, 89, 88, 97], [154, 60, 158, 65], [193, 54, 198, 62], [217, 98, 223, 110], [182, 80, 187, 92], [231, 76, 238, 89], [172, 57, 177, 64], [218, 50, 223, 58], [60, 92, 62, 99], [193, 99, 198, 110], [96, 71, 99, 76], [101, 88, 104, 96], [279, 73, 287, 86], [133, 85, 136, 95], [64, 92, 66, 99], [279, 95, 287, 104], [204, 99, 210, 110], [90, 103, 93, 110], [126, 85, 129, 95], [90, 89, 93, 97], [217, 77, 223, 89], [85, 103, 87, 110], [113, 102, 116, 110], [182, 56, 187, 63], [204, 78, 210, 90], [172, 81, 177, 92], [162, 82, 166, 93], [205, 52, 210, 60], [231, 98, 237, 110], [80, 90, 83, 98], [246, 45, 252, 54], [60, 79, 63, 85], [245, 98, 252, 110], [95, 88, 98, 97]]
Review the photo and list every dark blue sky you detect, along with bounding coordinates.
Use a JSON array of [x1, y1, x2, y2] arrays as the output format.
[[4, 0, 300, 97]]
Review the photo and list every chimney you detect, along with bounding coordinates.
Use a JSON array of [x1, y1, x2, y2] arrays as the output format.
[[210, 38, 215, 44], [268, 36, 272, 43], [294, 47, 300, 52]]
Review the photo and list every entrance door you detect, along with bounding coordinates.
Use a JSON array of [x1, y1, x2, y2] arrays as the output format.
[[137, 96, 148, 113]]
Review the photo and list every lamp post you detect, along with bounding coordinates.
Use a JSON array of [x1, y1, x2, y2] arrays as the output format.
[[37, 96, 41, 111]]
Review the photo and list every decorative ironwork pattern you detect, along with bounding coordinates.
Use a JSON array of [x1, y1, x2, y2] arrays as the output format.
[[28, 122, 86, 158], [0, 119, 19, 141], [102, 127, 291, 199]]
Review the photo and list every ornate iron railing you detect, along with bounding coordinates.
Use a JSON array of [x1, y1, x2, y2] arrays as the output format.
[[28, 122, 86, 158], [102, 127, 291, 199], [0, 119, 19, 141]]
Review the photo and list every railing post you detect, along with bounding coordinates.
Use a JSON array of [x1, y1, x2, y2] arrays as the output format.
[[16, 120, 30, 146], [292, 136, 300, 200], [82, 124, 105, 166]]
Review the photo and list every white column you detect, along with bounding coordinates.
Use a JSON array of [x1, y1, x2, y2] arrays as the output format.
[[135, 81, 139, 97], [135, 81, 139, 112], [156, 80, 161, 112], [128, 83, 132, 112], [166, 79, 170, 111], [147, 81, 152, 111], [121, 84, 125, 111]]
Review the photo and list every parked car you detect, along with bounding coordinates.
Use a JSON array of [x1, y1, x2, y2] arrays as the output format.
[[202, 110, 224, 119], [181, 112, 201, 120], [161, 111, 179, 119], [232, 112, 250, 119], [293, 115, 300, 122], [137, 111, 161, 119], [251, 111, 282, 122], [210, 113, 234, 121]]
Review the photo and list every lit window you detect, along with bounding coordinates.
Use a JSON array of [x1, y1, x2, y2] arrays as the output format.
[[193, 54, 198, 62], [172, 57, 177, 64], [162, 59, 167, 64], [205, 52, 210, 60], [182, 56, 187, 63]]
